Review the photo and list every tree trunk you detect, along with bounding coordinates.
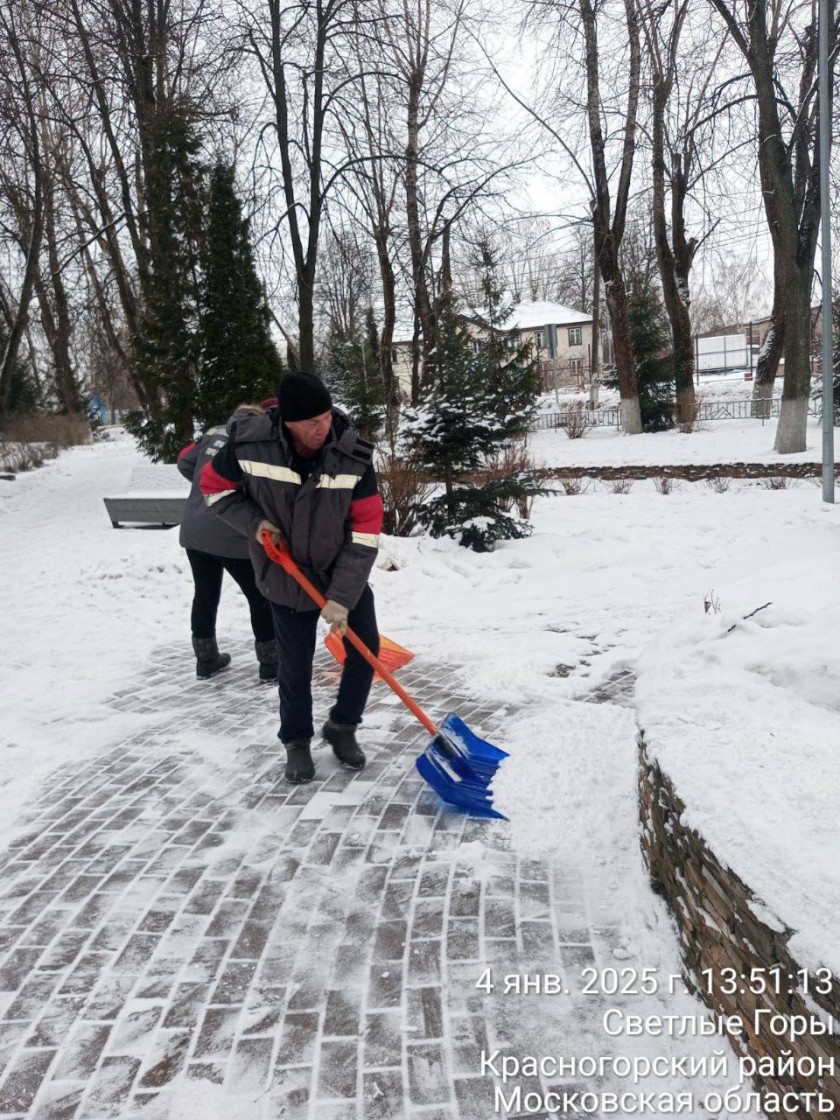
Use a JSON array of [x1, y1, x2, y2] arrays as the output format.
[[604, 273, 641, 433], [373, 220, 401, 454], [706, 0, 828, 453], [670, 164, 698, 425], [651, 81, 696, 426], [444, 458, 454, 518], [40, 145, 81, 415], [751, 280, 784, 417], [267, 0, 327, 377], [774, 267, 813, 453], [297, 271, 316, 373], [0, 197, 43, 421], [374, 229, 399, 405], [589, 247, 600, 407], [405, 73, 434, 403], [0, 12, 45, 420], [580, 0, 641, 434]]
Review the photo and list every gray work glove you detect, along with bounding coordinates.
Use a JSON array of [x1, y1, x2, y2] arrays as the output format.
[[321, 599, 349, 635], [257, 519, 283, 547]]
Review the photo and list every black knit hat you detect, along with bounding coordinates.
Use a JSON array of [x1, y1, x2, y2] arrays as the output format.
[[276, 372, 332, 422]]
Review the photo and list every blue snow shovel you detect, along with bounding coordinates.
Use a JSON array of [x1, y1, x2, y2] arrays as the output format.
[[262, 533, 509, 819]]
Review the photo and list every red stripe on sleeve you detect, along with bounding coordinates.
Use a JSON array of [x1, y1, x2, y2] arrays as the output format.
[[200, 460, 237, 497], [177, 441, 196, 460], [350, 493, 384, 535]]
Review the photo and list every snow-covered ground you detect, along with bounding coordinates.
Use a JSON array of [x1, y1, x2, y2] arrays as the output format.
[[635, 549, 840, 976], [531, 374, 825, 467], [529, 417, 822, 467], [0, 417, 837, 1098]]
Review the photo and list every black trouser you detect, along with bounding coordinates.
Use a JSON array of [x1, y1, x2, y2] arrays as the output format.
[[186, 549, 275, 643], [271, 584, 379, 743]]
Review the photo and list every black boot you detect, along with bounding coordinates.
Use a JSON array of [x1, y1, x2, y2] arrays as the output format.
[[284, 739, 315, 783], [192, 636, 231, 680], [255, 639, 279, 683], [323, 719, 366, 770]]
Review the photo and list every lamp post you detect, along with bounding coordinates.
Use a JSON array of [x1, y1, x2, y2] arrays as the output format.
[[819, 0, 835, 503]]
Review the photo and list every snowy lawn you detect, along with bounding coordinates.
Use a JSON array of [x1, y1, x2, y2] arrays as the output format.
[[530, 413, 822, 467], [1, 417, 837, 981]]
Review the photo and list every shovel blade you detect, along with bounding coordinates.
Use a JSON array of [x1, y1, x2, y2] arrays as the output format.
[[324, 631, 414, 681], [414, 713, 508, 819]]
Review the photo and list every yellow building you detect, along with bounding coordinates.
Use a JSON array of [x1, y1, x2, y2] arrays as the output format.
[[391, 300, 594, 399]]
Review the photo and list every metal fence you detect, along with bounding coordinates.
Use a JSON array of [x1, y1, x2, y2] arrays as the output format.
[[532, 405, 620, 430], [531, 396, 825, 432]]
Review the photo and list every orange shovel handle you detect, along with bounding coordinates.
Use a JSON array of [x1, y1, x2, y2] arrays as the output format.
[[260, 532, 438, 738]]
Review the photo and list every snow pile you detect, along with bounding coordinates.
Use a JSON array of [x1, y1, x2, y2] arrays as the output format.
[[635, 548, 840, 975]]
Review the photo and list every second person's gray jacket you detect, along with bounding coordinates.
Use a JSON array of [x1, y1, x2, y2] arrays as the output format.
[[177, 414, 252, 558]]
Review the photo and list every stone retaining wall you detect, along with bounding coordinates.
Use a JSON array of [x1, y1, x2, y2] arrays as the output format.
[[638, 735, 840, 1118]]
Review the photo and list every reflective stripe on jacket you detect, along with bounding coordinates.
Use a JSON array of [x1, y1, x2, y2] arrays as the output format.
[[200, 408, 383, 611]]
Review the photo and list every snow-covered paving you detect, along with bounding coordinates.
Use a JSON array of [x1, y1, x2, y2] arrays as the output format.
[[0, 420, 836, 1118]]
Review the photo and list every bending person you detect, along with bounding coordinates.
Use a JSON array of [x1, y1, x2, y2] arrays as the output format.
[[177, 404, 278, 682]]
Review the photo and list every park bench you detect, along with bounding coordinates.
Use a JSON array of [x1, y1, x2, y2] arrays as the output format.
[[104, 464, 189, 528]]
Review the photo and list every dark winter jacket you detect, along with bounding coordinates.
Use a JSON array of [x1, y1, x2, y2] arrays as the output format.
[[177, 414, 252, 559], [199, 407, 383, 611]]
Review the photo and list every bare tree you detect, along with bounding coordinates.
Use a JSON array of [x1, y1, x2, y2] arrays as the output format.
[[637, 0, 725, 425], [0, 0, 45, 419], [39, 0, 232, 446], [580, 0, 643, 432], [32, 106, 82, 416], [380, 0, 513, 403], [515, 0, 642, 431], [335, 42, 404, 408], [707, 0, 838, 452], [237, 0, 388, 374], [452, 215, 566, 305], [552, 223, 596, 311], [693, 248, 769, 328], [315, 225, 375, 341]]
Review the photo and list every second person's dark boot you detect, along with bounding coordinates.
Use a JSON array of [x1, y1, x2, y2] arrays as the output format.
[[192, 636, 231, 680], [255, 639, 279, 683], [284, 739, 315, 783], [323, 719, 366, 770]]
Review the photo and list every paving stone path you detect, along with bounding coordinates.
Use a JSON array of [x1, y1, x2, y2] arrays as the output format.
[[0, 642, 636, 1120]]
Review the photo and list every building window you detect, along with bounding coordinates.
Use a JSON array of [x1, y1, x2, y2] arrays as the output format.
[[391, 348, 399, 365], [568, 326, 582, 347], [535, 330, 545, 349], [569, 358, 584, 375], [471, 339, 481, 354]]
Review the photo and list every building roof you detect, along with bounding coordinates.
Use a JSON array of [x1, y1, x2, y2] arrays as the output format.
[[392, 299, 591, 344], [496, 300, 591, 330]]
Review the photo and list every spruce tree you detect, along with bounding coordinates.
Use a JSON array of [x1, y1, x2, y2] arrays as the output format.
[[323, 307, 386, 441], [195, 162, 283, 428], [403, 277, 545, 553], [470, 242, 540, 437], [629, 280, 675, 432], [127, 111, 205, 461], [0, 321, 39, 417], [602, 277, 675, 431]]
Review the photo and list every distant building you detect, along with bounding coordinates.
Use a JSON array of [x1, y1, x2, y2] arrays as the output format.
[[693, 306, 823, 375], [391, 300, 595, 398], [694, 306, 826, 346]]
